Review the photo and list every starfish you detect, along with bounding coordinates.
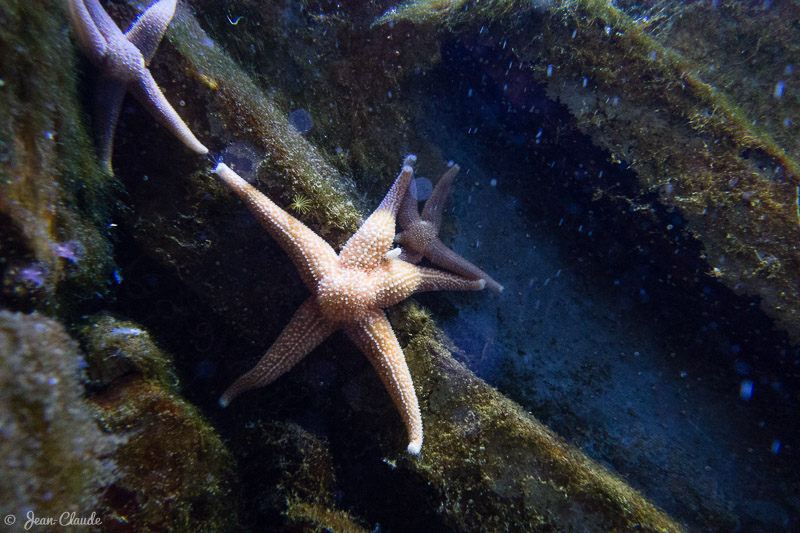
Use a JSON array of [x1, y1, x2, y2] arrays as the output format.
[[66, 0, 208, 172], [396, 163, 504, 292], [215, 156, 485, 454]]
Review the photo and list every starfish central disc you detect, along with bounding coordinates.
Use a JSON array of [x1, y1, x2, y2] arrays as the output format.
[[317, 268, 378, 321], [104, 39, 145, 82]]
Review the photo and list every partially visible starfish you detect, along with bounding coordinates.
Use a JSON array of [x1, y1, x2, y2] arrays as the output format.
[[215, 156, 485, 454], [396, 163, 504, 292], [66, 0, 208, 172]]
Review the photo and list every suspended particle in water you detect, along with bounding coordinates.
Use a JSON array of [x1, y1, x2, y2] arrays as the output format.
[[409, 177, 433, 201], [288, 108, 313, 134], [219, 141, 263, 183], [740, 379, 754, 401], [774, 80, 785, 98]]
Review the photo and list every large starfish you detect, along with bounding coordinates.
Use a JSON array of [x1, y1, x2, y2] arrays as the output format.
[[66, 0, 208, 172], [396, 164, 504, 292], [215, 156, 485, 454]]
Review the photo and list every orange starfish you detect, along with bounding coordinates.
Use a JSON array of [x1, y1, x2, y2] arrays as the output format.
[[215, 156, 485, 454], [396, 164, 504, 292]]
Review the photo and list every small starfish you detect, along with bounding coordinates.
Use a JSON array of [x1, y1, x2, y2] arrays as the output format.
[[215, 156, 485, 454], [396, 164, 504, 292], [66, 0, 208, 172]]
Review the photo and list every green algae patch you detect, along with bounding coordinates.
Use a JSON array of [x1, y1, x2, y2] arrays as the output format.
[[0, 311, 117, 522], [0, 0, 117, 315], [388, 303, 693, 532], [92, 375, 239, 533], [376, 0, 800, 340]]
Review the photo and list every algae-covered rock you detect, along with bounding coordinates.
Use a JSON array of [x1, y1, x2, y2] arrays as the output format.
[[79, 314, 179, 392], [0, 0, 117, 315], [234, 420, 370, 533], [0, 311, 117, 523], [390, 303, 696, 532], [91, 375, 238, 533], [375, 0, 800, 340], [74, 313, 239, 532]]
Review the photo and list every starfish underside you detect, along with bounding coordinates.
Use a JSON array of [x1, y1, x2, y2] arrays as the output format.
[[215, 156, 485, 454]]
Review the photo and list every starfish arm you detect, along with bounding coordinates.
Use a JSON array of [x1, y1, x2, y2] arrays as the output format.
[[397, 177, 422, 230], [83, 0, 126, 44], [66, 0, 108, 64], [125, 0, 177, 65], [345, 310, 423, 454], [427, 240, 504, 293], [398, 248, 423, 264], [94, 76, 127, 173], [340, 155, 416, 270], [413, 265, 486, 293], [219, 298, 336, 407], [214, 164, 339, 290], [130, 68, 208, 154], [422, 164, 460, 231]]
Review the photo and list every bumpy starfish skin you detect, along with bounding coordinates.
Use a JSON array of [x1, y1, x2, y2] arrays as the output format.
[[396, 164, 504, 292], [66, 0, 208, 172], [215, 156, 485, 454]]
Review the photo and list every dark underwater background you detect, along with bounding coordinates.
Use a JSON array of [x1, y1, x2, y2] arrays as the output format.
[[1, 0, 799, 531]]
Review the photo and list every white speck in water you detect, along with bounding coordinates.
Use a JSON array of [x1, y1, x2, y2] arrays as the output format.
[[490, 178, 497, 187], [649, 50, 657, 61]]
